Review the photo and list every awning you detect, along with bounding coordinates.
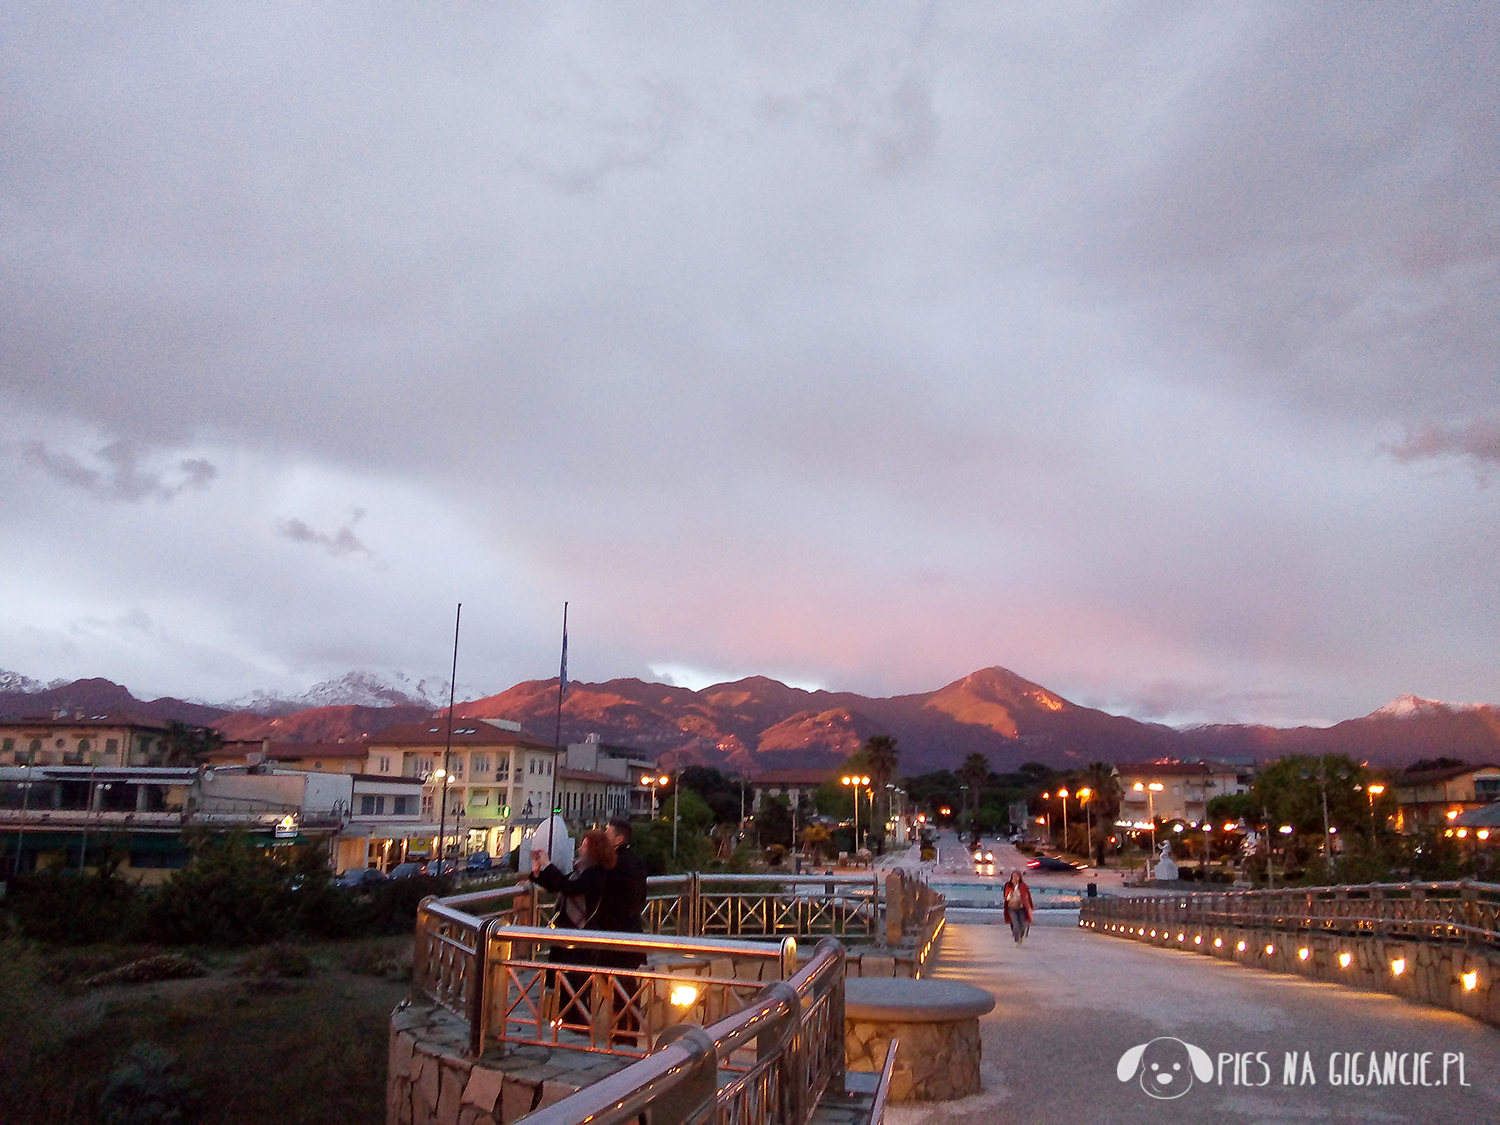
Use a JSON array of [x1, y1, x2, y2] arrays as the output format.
[[1453, 803, 1500, 828]]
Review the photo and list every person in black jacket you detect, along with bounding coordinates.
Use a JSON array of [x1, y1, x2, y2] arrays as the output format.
[[600, 818, 649, 1044]]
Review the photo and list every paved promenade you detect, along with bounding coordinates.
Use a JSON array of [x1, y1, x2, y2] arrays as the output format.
[[889, 912, 1500, 1125], [870, 836, 1500, 1124]]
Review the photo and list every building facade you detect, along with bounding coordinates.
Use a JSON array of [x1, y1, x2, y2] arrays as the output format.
[[0, 713, 181, 768], [363, 719, 561, 859], [1393, 763, 1500, 832], [1114, 760, 1251, 825]]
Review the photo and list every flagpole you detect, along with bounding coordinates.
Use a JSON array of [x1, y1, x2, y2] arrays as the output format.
[[547, 602, 568, 857], [437, 603, 461, 870]]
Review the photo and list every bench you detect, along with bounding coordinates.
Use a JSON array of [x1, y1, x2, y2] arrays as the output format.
[[843, 977, 994, 1102]]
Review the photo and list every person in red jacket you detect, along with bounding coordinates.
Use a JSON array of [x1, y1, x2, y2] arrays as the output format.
[[1003, 870, 1035, 945]]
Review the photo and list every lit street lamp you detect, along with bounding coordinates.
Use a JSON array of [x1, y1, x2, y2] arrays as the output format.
[[842, 774, 871, 851], [1077, 787, 1093, 864], [1057, 788, 1071, 853], [1133, 782, 1164, 853], [641, 773, 670, 819]]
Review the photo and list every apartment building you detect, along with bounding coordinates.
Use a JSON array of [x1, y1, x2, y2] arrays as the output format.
[[1115, 760, 1250, 825], [364, 719, 561, 859], [0, 713, 180, 768]]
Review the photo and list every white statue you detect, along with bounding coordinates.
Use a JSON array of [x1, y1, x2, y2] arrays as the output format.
[[1152, 840, 1179, 882]]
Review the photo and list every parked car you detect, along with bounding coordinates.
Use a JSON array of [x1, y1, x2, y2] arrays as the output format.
[[388, 861, 425, 879], [335, 866, 388, 890], [1026, 855, 1081, 873], [465, 851, 493, 872], [424, 858, 459, 876]]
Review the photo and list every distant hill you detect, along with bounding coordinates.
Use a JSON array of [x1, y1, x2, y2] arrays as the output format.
[[456, 667, 1187, 772], [5, 668, 1497, 776], [0, 675, 228, 726]]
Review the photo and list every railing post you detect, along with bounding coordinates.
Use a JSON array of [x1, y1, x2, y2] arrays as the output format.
[[885, 871, 904, 947], [645, 1025, 718, 1125], [689, 871, 701, 937], [470, 916, 498, 1057], [780, 935, 799, 980]]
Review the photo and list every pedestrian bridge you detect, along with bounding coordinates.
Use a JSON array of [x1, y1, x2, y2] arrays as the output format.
[[390, 867, 1500, 1125]]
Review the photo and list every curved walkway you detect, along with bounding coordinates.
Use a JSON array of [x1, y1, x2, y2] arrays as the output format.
[[893, 912, 1500, 1125]]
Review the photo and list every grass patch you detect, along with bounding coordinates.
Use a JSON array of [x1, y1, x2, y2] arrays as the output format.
[[0, 935, 411, 1125]]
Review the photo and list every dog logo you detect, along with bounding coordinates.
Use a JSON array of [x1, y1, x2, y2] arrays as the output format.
[[1117, 1037, 1214, 1099]]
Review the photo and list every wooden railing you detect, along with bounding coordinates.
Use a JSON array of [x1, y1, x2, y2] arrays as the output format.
[[1081, 880, 1500, 948]]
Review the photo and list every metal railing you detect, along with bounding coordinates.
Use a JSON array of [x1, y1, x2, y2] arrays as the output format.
[[1082, 880, 1500, 949], [517, 937, 847, 1125], [413, 869, 941, 1055]]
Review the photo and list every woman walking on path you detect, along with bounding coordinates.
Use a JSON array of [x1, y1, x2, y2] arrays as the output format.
[[1003, 870, 1035, 945]]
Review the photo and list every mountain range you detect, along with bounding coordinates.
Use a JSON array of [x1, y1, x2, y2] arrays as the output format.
[[4, 667, 1498, 775]]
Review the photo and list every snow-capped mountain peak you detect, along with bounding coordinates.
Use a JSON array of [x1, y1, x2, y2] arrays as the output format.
[[1371, 694, 1463, 719]]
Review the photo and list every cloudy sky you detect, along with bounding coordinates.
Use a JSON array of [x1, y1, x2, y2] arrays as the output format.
[[3, 3, 1496, 726]]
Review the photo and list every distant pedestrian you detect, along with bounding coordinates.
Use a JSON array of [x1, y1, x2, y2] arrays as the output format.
[[1003, 870, 1034, 945]]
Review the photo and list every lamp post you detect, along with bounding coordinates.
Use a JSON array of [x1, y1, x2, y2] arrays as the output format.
[[1077, 787, 1093, 864], [433, 767, 449, 866], [1057, 788, 1071, 853], [1041, 791, 1051, 847], [671, 767, 682, 858], [842, 774, 870, 851], [642, 773, 669, 819], [1133, 782, 1163, 854], [1365, 783, 1386, 849]]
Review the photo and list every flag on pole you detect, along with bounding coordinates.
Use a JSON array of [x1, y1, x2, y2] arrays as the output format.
[[559, 625, 569, 699]]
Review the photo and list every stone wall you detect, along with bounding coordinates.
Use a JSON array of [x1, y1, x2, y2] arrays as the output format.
[[1082, 915, 1500, 1028], [845, 1017, 980, 1102]]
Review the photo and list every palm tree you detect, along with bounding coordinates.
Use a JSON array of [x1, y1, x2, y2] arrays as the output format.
[[862, 736, 899, 845], [1082, 761, 1122, 865], [958, 752, 990, 840]]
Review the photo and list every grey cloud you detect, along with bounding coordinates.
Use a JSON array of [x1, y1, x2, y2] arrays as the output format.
[[1386, 418, 1500, 482], [275, 510, 371, 558], [22, 439, 218, 501]]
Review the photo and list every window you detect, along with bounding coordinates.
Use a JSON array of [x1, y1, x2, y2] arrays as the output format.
[[106, 738, 118, 755], [393, 796, 412, 815], [2, 738, 12, 752], [529, 759, 536, 775], [495, 756, 510, 780], [377, 755, 391, 773], [313, 761, 323, 770], [452, 759, 463, 777], [470, 791, 489, 806], [79, 738, 91, 753], [360, 795, 377, 816], [473, 755, 490, 774], [29, 739, 41, 754]]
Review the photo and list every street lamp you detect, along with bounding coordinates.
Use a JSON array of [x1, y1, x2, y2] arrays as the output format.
[[1133, 782, 1164, 853], [641, 773, 669, 819], [842, 775, 871, 851], [1057, 788, 1071, 853], [1077, 787, 1093, 864], [1365, 783, 1386, 848]]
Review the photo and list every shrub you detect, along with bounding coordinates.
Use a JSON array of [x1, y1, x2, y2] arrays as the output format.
[[147, 833, 303, 945], [81, 954, 208, 988], [2, 867, 144, 945], [98, 1043, 197, 1125], [0, 937, 63, 1104], [363, 874, 452, 934], [235, 943, 314, 979]]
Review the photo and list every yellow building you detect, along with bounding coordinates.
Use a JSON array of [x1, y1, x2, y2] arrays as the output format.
[[364, 719, 561, 859]]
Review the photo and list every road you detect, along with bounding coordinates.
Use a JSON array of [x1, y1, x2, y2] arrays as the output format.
[[880, 836, 1500, 1125]]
